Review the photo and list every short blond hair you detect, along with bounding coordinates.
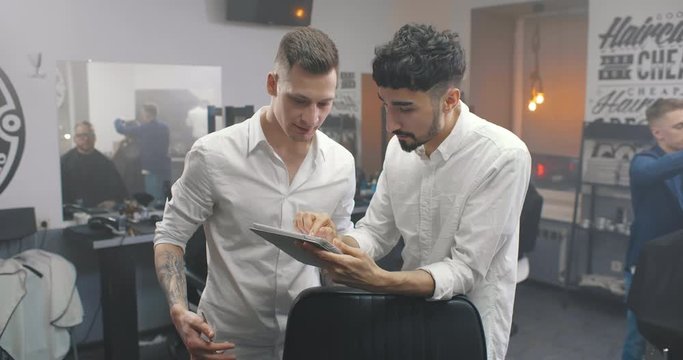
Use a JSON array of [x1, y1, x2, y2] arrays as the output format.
[[646, 98, 683, 123], [275, 27, 339, 75]]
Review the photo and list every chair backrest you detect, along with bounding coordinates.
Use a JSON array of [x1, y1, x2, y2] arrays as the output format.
[[184, 226, 208, 306], [0, 207, 36, 243], [519, 183, 543, 257], [627, 229, 683, 353], [283, 287, 487, 360]]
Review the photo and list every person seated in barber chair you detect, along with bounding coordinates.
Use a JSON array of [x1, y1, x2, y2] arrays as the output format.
[[61, 121, 128, 211]]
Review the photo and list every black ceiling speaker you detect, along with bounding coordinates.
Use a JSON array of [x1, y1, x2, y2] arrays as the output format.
[[227, 0, 313, 27]]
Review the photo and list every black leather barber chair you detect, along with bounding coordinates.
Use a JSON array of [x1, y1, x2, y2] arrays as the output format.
[[516, 182, 543, 284], [0, 208, 37, 360], [169, 227, 209, 358], [627, 229, 683, 360], [283, 286, 487, 360], [184, 227, 208, 308], [519, 183, 543, 262], [511, 183, 543, 336], [0, 207, 36, 244]]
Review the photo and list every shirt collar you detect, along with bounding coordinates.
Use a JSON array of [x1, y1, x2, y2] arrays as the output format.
[[247, 106, 326, 163], [247, 107, 269, 154], [417, 100, 471, 162]]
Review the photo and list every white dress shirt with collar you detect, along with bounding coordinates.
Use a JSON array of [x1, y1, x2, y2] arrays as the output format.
[[347, 102, 530, 360], [154, 107, 356, 357]]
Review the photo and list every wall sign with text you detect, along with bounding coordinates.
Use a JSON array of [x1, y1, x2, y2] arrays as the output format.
[[586, 10, 683, 125], [0, 66, 26, 195]]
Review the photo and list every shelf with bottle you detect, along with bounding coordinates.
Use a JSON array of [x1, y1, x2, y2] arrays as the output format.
[[576, 273, 625, 299], [575, 221, 630, 238], [582, 181, 631, 190], [581, 184, 631, 203]]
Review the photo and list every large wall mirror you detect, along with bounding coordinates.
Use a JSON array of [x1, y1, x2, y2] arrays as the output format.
[[56, 61, 221, 219]]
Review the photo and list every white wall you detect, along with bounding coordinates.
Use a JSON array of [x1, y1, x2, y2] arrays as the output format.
[[3, 0, 674, 228], [87, 63, 136, 156], [0, 0, 404, 228]]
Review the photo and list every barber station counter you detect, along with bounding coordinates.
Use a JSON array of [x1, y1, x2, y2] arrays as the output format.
[[60, 216, 163, 360], [17, 204, 370, 360]]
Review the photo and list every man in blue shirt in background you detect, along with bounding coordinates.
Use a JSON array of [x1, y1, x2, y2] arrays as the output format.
[[115, 103, 171, 203], [623, 98, 683, 360]]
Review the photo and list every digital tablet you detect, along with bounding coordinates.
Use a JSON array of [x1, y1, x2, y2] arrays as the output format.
[[250, 223, 341, 267]]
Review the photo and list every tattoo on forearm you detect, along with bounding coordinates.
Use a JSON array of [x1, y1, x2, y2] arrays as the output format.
[[155, 249, 188, 308]]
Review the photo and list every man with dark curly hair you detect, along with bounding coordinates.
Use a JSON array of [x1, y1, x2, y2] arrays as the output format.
[[297, 24, 531, 359]]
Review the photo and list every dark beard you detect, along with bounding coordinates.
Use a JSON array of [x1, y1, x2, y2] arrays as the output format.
[[394, 110, 441, 152]]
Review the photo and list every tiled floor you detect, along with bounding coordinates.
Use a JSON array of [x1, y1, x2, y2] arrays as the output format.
[[67, 281, 669, 360], [508, 282, 626, 359]]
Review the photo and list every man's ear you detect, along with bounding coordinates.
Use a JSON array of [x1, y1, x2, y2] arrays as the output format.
[[443, 88, 461, 113], [650, 126, 664, 142], [267, 72, 278, 96]]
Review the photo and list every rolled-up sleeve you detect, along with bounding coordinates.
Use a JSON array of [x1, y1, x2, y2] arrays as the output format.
[[420, 148, 531, 300], [154, 141, 215, 251]]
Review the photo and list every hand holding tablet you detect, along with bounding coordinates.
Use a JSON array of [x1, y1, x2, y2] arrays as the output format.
[[250, 223, 341, 267]]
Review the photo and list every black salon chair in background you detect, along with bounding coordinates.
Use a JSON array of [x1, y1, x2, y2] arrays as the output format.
[[168, 226, 208, 358], [283, 286, 487, 360], [627, 229, 683, 360], [511, 183, 543, 336], [184, 227, 208, 309], [132, 192, 155, 208], [518, 183, 543, 280]]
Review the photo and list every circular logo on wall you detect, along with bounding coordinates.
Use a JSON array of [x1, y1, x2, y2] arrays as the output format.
[[0, 67, 25, 195]]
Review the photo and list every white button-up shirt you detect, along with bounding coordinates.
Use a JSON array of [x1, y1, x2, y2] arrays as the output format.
[[154, 107, 355, 353], [347, 102, 530, 360]]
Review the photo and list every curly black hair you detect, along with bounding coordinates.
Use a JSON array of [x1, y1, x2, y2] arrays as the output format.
[[372, 24, 466, 93]]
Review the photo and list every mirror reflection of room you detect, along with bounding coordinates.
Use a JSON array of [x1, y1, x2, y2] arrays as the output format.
[[113, 103, 170, 204], [56, 61, 221, 220]]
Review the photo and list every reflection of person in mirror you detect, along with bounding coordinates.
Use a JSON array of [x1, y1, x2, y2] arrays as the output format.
[[114, 103, 171, 203], [61, 121, 128, 209], [622, 98, 683, 360], [153, 27, 355, 359]]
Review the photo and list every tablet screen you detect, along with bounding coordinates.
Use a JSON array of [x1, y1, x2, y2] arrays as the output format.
[[250, 223, 341, 267]]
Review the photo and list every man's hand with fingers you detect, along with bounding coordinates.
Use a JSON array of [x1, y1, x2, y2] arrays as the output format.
[[297, 227, 435, 297], [170, 304, 236, 360], [295, 212, 337, 237], [300, 235, 390, 292]]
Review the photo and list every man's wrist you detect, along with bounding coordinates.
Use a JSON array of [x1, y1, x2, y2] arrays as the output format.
[[170, 302, 188, 316], [376, 269, 436, 297], [376, 268, 399, 291]]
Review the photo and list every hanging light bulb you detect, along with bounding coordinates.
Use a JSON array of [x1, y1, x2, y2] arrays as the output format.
[[526, 21, 545, 111], [528, 99, 537, 112]]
